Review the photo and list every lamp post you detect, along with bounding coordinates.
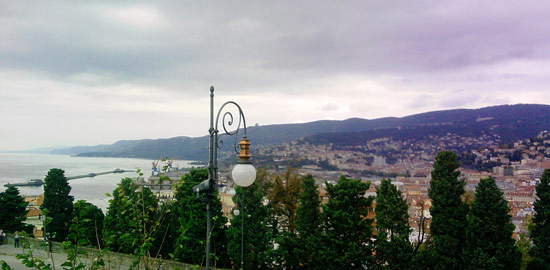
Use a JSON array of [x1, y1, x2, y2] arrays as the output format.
[[193, 86, 256, 270]]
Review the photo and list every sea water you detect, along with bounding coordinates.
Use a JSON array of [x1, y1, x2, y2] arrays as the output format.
[[0, 153, 194, 210]]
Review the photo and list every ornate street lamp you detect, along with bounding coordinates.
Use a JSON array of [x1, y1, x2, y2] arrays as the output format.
[[193, 86, 256, 269], [232, 137, 256, 187]]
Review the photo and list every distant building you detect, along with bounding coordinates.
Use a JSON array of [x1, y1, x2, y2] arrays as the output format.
[[493, 165, 513, 176], [24, 194, 45, 238]]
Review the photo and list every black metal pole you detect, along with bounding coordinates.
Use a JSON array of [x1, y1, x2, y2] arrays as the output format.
[[206, 86, 215, 270]]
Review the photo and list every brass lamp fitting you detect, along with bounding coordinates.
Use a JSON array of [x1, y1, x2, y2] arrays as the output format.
[[238, 136, 251, 163]]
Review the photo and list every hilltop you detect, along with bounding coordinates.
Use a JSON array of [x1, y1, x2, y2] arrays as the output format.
[[50, 104, 550, 160]]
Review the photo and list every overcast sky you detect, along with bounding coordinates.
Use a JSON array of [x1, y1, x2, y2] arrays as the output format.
[[1, 1, 550, 150]]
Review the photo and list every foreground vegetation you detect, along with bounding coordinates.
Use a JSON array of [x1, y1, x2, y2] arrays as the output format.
[[1, 151, 549, 269]]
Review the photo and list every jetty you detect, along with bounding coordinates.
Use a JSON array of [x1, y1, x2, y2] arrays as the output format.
[[3, 168, 137, 188]]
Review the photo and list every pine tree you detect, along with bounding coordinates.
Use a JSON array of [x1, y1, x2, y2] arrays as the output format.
[[227, 181, 272, 269], [68, 200, 104, 247], [465, 177, 520, 269], [296, 175, 321, 236], [41, 168, 74, 242], [320, 176, 374, 269], [173, 168, 230, 268], [375, 178, 414, 269], [428, 151, 468, 269], [529, 169, 550, 269], [103, 178, 158, 254], [0, 186, 29, 233], [295, 175, 322, 269]]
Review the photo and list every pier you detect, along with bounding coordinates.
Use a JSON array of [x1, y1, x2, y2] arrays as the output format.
[[4, 168, 137, 188]]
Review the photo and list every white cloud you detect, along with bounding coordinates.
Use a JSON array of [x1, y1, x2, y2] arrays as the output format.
[[102, 5, 167, 29]]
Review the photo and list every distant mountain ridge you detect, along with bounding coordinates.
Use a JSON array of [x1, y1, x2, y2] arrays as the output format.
[[50, 104, 550, 160]]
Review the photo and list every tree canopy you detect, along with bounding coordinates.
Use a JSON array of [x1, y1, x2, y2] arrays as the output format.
[[42, 168, 74, 242], [529, 169, 550, 268], [465, 177, 520, 269], [320, 175, 374, 269], [173, 168, 230, 268], [103, 178, 158, 254], [428, 151, 468, 269], [0, 186, 30, 233], [294, 175, 323, 269], [227, 179, 273, 269], [375, 178, 414, 269], [68, 200, 104, 247]]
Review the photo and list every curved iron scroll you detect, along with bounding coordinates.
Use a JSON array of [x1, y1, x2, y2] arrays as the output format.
[[214, 101, 247, 153]]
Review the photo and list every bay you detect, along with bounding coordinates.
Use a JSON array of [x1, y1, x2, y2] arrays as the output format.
[[0, 153, 194, 210]]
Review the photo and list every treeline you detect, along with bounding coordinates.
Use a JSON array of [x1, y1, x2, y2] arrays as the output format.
[[1, 151, 550, 269]]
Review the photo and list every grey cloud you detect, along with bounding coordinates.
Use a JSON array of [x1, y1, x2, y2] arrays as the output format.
[[5, 0, 550, 90], [321, 103, 339, 112], [439, 90, 482, 108], [1, 0, 550, 150], [409, 95, 434, 109]]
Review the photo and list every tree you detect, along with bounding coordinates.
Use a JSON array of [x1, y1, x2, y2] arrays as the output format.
[[41, 168, 74, 242], [173, 168, 230, 268], [0, 186, 29, 233], [375, 179, 414, 269], [296, 175, 321, 236], [68, 200, 104, 247], [516, 232, 532, 270], [529, 169, 550, 269], [284, 174, 323, 270], [268, 169, 310, 269], [319, 176, 374, 269], [227, 180, 273, 269], [267, 168, 302, 233], [428, 151, 468, 269], [103, 178, 159, 254], [465, 177, 521, 269], [152, 200, 179, 260], [271, 174, 323, 269]]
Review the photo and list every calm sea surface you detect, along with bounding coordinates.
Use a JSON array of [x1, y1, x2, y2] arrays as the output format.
[[0, 153, 193, 210]]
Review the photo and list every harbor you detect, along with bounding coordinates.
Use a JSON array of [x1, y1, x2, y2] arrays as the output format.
[[3, 168, 137, 188], [0, 153, 195, 210]]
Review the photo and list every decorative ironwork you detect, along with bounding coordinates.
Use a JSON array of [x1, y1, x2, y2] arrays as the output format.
[[193, 86, 250, 270], [215, 101, 247, 154]]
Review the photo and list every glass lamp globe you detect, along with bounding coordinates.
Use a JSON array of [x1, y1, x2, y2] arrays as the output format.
[[232, 163, 256, 187]]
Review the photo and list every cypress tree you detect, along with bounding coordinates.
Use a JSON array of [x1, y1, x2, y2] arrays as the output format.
[[41, 168, 74, 242], [465, 177, 520, 269], [529, 169, 550, 269], [296, 175, 321, 236], [274, 175, 323, 269], [375, 179, 414, 269], [295, 175, 322, 269], [173, 168, 230, 268], [320, 176, 374, 269], [227, 182, 272, 269], [273, 232, 300, 269], [0, 186, 29, 233], [428, 151, 468, 269], [68, 200, 104, 247]]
